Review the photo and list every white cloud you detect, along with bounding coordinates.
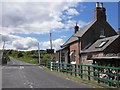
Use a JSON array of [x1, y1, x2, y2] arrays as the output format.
[[0, 34, 38, 50], [0, 1, 88, 50], [66, 8, 79, 15], [2, 0, 84, 3], [42, 38, 64, 50], [0, 33, 64, 50], [12, 37, 38, 50], [60, 35, 67, 38], [0, 33, 63, 50], [64, 19, 87, 30], [1, 2, 80, 34], [53, 38, 64, 50], [0, 34, 20, 42]]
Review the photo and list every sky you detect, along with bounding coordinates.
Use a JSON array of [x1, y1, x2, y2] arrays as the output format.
[[0, 0, 119, 51]]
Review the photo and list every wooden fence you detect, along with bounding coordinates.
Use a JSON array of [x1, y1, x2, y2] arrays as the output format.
[[47, 62, 120, 88]]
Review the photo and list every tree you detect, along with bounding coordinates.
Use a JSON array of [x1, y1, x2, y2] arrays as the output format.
[[17, 51, 23, 58], [41, 54, 51, 65], [11, 50, 19, 57]]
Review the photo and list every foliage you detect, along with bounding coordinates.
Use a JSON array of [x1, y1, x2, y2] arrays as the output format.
[[17, 51, 24, 58], [41, 54, 51, 65], [2, 51, 10, 64], [4, 49, 52, 65]]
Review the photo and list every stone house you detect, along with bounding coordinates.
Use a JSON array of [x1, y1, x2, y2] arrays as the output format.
[[81, 35, 120, 66], [56, 2, 119, 65]]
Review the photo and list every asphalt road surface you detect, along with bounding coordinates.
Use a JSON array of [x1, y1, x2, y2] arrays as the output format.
[[2, 57, 91, 88]]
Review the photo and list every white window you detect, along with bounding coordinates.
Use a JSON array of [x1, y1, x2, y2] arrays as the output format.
[[70, 50, 76, 61], [96, 40, 109, 48], [69, 51, 74, 56], [99, 41, 106, 47]]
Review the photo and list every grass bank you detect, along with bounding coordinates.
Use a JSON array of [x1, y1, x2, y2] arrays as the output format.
[[15, 56, 39, 65]]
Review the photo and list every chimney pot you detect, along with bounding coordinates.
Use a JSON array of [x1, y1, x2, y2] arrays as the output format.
[[74, 22, 79, 33], [94, 2, 106, 21], [100, 3, 103, 8], [96, 2, 99, 7]]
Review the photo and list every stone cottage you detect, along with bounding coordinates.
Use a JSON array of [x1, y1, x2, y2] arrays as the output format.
[[56, 2, 119, 65]]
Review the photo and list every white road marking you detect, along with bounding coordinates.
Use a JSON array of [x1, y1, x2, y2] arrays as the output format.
[[26, 80, 33, 88], [2, 66, 19, 69], [29, 84, 33, 88], [20, 66, 24, 69], [39, 66, 43, 70]]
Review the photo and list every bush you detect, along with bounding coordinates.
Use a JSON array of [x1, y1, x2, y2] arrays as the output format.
[[17, 52, 23, 58], [2, 55, 10, 65]]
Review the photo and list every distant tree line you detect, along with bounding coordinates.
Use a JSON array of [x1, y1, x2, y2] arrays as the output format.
[[4, 49, 55, 65]]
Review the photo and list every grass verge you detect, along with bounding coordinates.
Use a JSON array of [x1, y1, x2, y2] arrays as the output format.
[[15, 56, 39, 65]]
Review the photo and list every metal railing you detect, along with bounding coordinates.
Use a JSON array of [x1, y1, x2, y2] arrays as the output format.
[[47, 62, 120, 88]]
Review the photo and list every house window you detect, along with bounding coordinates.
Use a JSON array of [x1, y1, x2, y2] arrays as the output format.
[[96, 40, 109, 48], [61, 52, 65, 62], [99, 41, 106, 47], [70, 50, 76, 61]]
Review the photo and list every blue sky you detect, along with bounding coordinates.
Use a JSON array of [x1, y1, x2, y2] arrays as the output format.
[[0, 1, 118, 51], [118, 2, 120, 28]]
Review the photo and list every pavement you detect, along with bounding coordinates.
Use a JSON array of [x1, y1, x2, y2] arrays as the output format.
[[2, 57, 91, 88]]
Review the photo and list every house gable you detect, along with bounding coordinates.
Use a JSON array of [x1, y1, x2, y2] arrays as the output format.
[[62, 21, 96, 47], [81, 20, 117, 50]]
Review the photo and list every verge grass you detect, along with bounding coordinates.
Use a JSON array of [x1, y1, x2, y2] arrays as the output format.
[[15, 56, 39, 65]]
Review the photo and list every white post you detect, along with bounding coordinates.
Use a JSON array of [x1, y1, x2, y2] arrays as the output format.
[[38, 43, 41, 65], [51, 62, 53, 71], [2, 41, 5, 64]]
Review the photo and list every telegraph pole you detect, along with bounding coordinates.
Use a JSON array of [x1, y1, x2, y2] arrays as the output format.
[[50, 31, 53, 61], [38, 43, 41, 65], [50, 31, 52, 50]]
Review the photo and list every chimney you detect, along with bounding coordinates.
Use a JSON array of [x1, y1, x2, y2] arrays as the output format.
[[94, 2, 106, 21], [74, 22, 79, 33], [100, 3, 103, 8], [118, 28, 120, 35], [96, 2, 99, 7]]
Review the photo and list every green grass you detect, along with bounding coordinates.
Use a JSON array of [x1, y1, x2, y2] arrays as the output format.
[[15, 56, 39, 65]]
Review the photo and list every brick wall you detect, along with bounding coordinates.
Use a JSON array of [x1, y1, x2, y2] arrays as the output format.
[[55, 51, 60, 61]]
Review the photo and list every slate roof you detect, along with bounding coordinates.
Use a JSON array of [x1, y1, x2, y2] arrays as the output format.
[[62, 21, 96, 47], [73, 21, 96, 37], [62, 35, 78, 47], [81, 35, 119, 53]]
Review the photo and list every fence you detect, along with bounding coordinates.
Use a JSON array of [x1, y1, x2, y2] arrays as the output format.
[[47, 62, 120, 88]]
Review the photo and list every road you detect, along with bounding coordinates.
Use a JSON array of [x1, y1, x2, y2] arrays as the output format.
[[2, 57, 91, 88]]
